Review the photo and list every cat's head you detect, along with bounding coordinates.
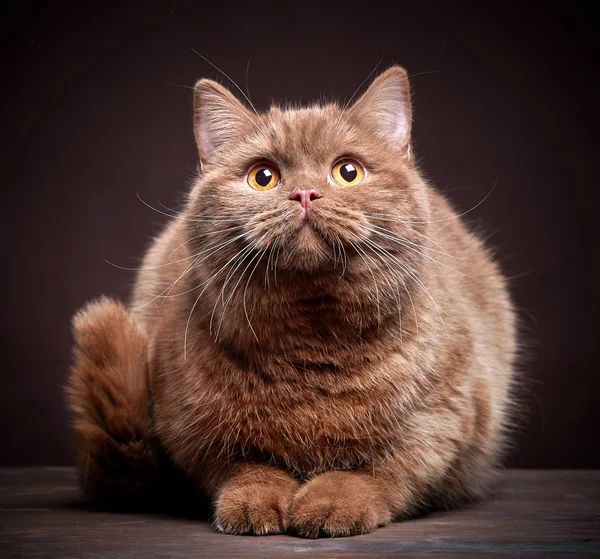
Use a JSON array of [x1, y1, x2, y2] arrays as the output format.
[[185, 66, 430, 281]]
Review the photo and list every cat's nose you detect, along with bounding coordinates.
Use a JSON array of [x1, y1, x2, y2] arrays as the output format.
[[291, 189, 321, 209]]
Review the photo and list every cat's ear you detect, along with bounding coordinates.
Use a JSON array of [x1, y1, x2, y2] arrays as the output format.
[[193, 79, 257, 167], [348, 66, 412, 151]]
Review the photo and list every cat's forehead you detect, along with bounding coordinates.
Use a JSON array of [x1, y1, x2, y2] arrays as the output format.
[[267, 104, 340, 126], [248, 104, 358, 166]]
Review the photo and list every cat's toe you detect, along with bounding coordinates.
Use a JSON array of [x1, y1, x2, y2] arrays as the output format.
[[214, 482, 293, 535], [289, 494, 379, 538], [288, 472, 391, 538]]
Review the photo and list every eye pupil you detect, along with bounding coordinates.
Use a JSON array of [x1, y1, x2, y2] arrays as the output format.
[[255, 168, 273, 187], [340, 163, 357, 183]]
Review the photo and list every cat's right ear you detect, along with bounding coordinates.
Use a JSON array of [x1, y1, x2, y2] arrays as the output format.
[[347, 66, 412, 155], [193, 80, 257, 168]]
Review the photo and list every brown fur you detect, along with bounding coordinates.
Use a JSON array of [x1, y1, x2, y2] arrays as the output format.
[[68, 67, 516, 537], [66, 298, 160, 505]]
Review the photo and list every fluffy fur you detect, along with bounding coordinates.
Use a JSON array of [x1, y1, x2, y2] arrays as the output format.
[[67, 66, 516, 537]]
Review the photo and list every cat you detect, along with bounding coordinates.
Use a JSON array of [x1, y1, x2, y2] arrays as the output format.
[[67, 66, 517, 537]]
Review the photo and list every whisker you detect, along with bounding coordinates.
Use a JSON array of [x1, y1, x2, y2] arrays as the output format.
[[158, 201, 250, 225], [136, 192, 248, 223], [105, 230, 246, 273], [213, 236, 268, 341], [346, 229, 402, 340], [341, 227, 407, 341], [335, 51, 385, 131], [189, 49, 274, 147], [363, 226, 471, 278], [411, 229, 464, 261], [332, 233, 348, 279], [184, 239, 264, 358], [407, 70, 441, 79], [165, 226, 244, 263], [331, 235, 341, 272], [211, 242, 259, 338], [242, 247, 268, 342], [136, 191, 182, 220], [245, 57, 253, 111], [168, 83, 195, 91], [364, 180, 497, 225], [264, 238, 279, 291], [343, 50, 385, 112], [273, 242, 283, 285], [347, 240, 382, 327], [355, 235, 405, 343], [189, 47, 260, 116], [361, 236, 419, 341], [160, 252, 207, 306], [137, 233, 248, 309], [365, 237, 447, 332], [134, 253, 203, 312], [367, 224, 460, 260]]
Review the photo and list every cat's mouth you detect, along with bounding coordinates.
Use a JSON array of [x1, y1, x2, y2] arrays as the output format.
[[294, 212, 332, 244], [295, 204, 326, 228], [296, 216, 317, 231], [295, 219, 325, 245], [270, 213, 331, 272]]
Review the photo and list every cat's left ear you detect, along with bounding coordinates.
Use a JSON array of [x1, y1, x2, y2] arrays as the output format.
[[347, 66, 412, 154]]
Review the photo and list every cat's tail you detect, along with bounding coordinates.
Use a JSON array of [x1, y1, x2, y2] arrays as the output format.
[[66, 297, 161, 508]]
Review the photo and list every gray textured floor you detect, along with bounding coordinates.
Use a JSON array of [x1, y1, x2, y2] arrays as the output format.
[[1, 468, 599, 558]]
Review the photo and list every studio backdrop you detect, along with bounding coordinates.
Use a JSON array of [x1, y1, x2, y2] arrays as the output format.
[[1, 0, 598, 468]]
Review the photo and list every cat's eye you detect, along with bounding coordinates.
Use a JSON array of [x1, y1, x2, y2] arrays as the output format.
[[247, 163, 281, 191], [331, 159, 365, 187]]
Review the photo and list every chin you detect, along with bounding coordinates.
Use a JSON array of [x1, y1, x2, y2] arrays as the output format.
[[278, 229, 333, 273]]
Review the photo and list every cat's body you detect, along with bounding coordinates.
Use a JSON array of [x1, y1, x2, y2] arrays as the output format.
[[68, 67, 516, 537]]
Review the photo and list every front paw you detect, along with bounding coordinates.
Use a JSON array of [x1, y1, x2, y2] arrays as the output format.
[[288, 471, 391, 538], [214, 480, 297, 535]]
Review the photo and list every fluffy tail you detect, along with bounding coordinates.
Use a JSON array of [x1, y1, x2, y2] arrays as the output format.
[[66, 297, 161, 507]]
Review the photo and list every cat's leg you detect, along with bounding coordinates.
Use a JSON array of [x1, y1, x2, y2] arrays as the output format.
[[207, 462, 299, 535], [67, 297, 160, 506], [288, 403, 491, 537]]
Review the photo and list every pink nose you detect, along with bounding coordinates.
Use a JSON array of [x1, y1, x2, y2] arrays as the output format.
[[292, 189, 321, 209]]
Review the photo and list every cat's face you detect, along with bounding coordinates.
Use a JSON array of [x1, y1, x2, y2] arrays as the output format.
[[186, 67, 429, 284]]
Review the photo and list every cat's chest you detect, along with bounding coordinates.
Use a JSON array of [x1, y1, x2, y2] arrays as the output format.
[[151, 327, 407, 475], [191, 372, 401, 474]]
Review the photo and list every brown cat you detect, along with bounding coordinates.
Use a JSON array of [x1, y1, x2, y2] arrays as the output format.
[[67, 66, 516, 537]]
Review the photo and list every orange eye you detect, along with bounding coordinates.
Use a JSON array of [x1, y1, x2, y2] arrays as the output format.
[[247, 163, 280, 191], [331, 159, 365, 186]]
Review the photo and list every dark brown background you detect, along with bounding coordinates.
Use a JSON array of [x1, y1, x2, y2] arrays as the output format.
[[1, 1, 598, 468]]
